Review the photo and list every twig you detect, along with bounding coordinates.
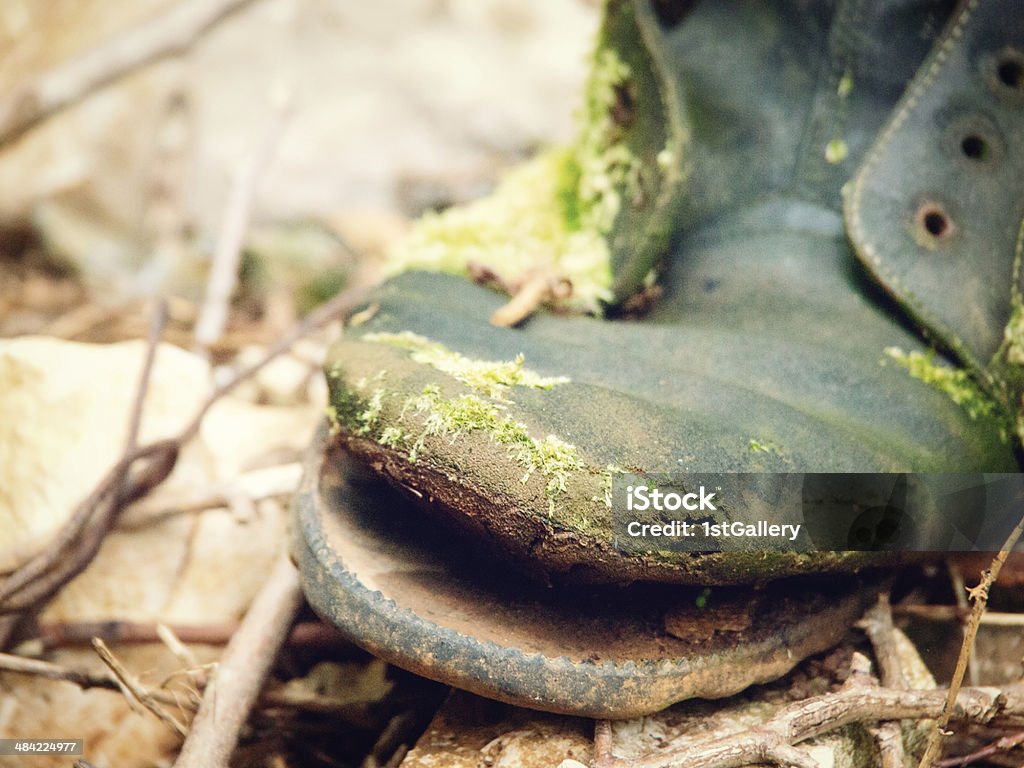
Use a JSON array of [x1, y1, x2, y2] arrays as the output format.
[[0, 304, 168, 615], [28, 619, 349, 652], [893, 605, 1024, 626], [179, 269, 377, 444], [948, 562, 979, 687], [856, 596, 908, 768], [157, 623, 200, 671], [119, 461, 302, 529], [1, 647, 379, 719], [0, 441, 178, 616], [93, 637, 188, 736], [594, 719, 615, 768], [0, 651, 130, 691], [935, 729, 1024, 767], [173, 552, 303, 768], [0, 271, 371, 640], [488, 272, 572, 327], [361, 711, 418, 768], [917, 506, 1024, 768], [120, 302, 167, 495], [608, 685, 1024, 768], [193, 84, 293, 351], [0, 0, 259, 147], [857, 594, 909, 691]]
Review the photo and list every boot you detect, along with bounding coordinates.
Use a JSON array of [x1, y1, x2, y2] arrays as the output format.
[[293, 0, 1024, 717]]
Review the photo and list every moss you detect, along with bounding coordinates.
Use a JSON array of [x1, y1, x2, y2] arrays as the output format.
[[748, 439, 783, 456], [396, 385, 583, 512], [885, 347, 1010, 436], [378, 426, 408, 449], [593, 464, 627, 509], [327, 383, 368, 432], [363, 331, 568, 398], [695, 587, 712, 609], [824, 138, 848, 165], [384, 41, 642, 314], [355, 388, 386, 436], [837, 69, 854, 99], [326, 404, 340, 434], [1003, 297, 1024, 366]]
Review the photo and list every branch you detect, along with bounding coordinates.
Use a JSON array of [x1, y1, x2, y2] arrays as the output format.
[[0, 304, 168, 617], [917, 505, 1024, 768], [172, 552, 303, 768], [893, 605, 1024, 626], [0, 271, 372, 645], [193, 85, 293, 351], [0, 0, 260, 147], [856, 597, 909, 768], [0, 646, 379, 719], [935, 728, 1024, 768], [28, 619, 349, 652], [92, 637, 188, 736], [618, 684, 1024, 768]]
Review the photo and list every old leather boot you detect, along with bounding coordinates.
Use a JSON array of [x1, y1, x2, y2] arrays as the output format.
[[294, 0, 1023, 716]]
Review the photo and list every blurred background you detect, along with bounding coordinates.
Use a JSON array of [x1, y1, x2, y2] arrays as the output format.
[[0, 0, 598, 331]]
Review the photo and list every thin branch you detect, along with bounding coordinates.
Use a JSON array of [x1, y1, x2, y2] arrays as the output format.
[[157, 623, 200, 673], [857, 594, 909, 691], [948, 562, 979, 687], [0, 305, 169, 614], [0, 651, 130, 691], [935, 729, 1024, 767], [594, 719, 614, 768], [613, 685, 1024, 768], [173, 552, 303, 768], [0, 0, 260, 147], [193, 86, 293, 351], [918, 506, 1024, 768], [28, 619, 349, 652], [0, 647, 379, 719], [179, 268, 378, 445], [0, 269, 372, 641], [893, 605, 1024, 626], [856, 598, 908, 768], [93, 637, 188, 736]]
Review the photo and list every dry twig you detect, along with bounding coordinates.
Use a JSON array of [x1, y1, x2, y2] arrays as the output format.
[[173, 552, 303, 768], [193, 84, 293, 351], [857, 596, 909, 768], [935, 728, 1024, 767], [893, 605, 1024, 626], [0, 0, 259, 147], [0, 272, 371, 649], [0, 647, 381, 719], [947, 562, 980, 687], [603, 684, 1024, 768], [858, 594, 909, 691], [0, 304, 168, 642], [27, 619, 349, 653], [92, 637, 188, 736], [917, 507, 1024, 768], [594, 719, 615, 768]]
